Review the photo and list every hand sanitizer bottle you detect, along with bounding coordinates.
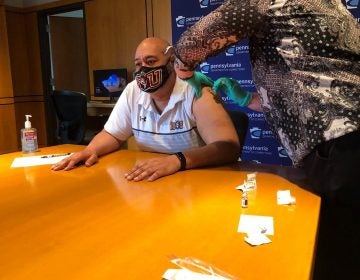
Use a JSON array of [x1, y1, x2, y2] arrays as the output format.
[[21, 114, 38, 153]]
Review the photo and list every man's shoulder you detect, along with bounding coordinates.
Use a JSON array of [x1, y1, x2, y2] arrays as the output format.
[[124, 80, 139, 93], [173, 77, 196, 97]]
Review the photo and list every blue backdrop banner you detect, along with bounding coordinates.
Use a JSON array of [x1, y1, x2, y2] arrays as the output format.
[[171, 0, 360, 166]]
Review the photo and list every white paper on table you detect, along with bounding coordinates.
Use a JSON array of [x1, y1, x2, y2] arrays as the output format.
[[11, 153, 72, 168], [246, 173, 257, 180], [237, 214, 274, 235], [277, 190, 296, 205], [162, 269, 225, 280], [244, 232, 272, 246], [235, 183, 246, 192]]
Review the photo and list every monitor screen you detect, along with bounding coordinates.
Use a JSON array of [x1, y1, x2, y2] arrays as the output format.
[[93, 68, 127, 101]]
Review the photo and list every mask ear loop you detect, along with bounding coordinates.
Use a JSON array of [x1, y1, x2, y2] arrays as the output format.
[[164, 46, 176, 71], [163, 45, 173, 55]]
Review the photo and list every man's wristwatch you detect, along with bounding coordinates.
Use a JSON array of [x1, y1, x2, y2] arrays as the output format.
[[174, 152, 186, 171]]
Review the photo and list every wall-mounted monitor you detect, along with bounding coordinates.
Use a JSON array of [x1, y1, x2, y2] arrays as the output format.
[[93, 68, 127, 103]]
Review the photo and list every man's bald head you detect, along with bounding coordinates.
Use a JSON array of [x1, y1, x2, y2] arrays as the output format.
[[134, 37, 174, 71], [136, 37, 172, 55]]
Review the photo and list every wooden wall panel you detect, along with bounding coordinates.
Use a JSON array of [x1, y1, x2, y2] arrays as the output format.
[[24, 12, 43, 94], [50, 16, 89, 94], [6, 11, 31, 95], [0, 5, 13, 98], [0, 104, 19, 153], [85, 0, 148, 97], [0, 5, 18, 153], [5, 10, 47, 150], [152, 0, 172, 43], [6, 11, 43, 95]]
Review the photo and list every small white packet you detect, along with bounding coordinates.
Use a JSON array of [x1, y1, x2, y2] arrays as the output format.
[[277, 190, 296, 205], [244, 173, 257, 190], [247, 173, 257, 181], [165, 256, 239, 280], [244, 179, 256, 190], [235, 173, 257, 192], [235, 183, 246, 192], [244, 232, 272, 246], [163, 269, 225, 280]]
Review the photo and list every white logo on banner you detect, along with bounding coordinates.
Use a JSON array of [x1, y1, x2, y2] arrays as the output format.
[[250, 127, 262, 139], [237, 79, 254, 89], [200, 62, 211, 74], [226, 45, 250, 56], [242, 145, 272, 155], [225, 46, 236, 56], [247, 112, 265, 121], [277, 146, 289, 158], [175, 15, 203, 28], [250, 127, 273, 139], [345, 0, 359, 9], [199, 62, 244, 73], [175, 16, 186, 27], [198, 0, 224, 8]]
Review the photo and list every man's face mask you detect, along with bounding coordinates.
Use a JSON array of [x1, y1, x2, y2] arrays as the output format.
[[133, 60, 172, 93]]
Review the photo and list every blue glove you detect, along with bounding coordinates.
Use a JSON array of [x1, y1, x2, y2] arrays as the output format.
[[213, 77, 252, 107], [183, 72, 252, 107], [183, 71, 214, 97]]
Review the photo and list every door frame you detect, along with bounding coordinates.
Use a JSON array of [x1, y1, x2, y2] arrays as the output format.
[[38, 2, 88, 146]]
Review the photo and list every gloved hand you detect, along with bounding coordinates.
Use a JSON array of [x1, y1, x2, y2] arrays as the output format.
[[184, 71, 214, 97], [175, 57, 252, 106], [213, 77, 252, 107]]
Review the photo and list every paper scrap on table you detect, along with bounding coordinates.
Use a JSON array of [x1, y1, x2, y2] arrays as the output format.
[[247, 173, 257, 180], [235, 181, 256, 192], [244, 179, 256, 190], [11, 153, 72, 168], [235, 173, 257, 192], [238, 214, 274, 235], [162, 269, 224, 280], [235, 183, 246, 192], [244, 232, 272, 246], [277, 190, 296, 205]]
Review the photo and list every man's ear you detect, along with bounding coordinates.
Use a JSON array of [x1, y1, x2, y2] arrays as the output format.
[[170, 54, 176, 63]]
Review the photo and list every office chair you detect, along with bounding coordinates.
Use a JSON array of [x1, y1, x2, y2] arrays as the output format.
[[227, 110, 249, 156], [51, 90, 88, 144]]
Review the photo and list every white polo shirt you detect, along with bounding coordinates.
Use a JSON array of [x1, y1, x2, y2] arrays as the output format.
[[104, 77, 205, 153]]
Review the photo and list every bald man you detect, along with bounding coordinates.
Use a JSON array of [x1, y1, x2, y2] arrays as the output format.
[[52, 37, 240, 182]]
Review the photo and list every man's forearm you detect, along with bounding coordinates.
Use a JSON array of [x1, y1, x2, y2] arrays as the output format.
[[183, 141, 240, 169], [86, 130, 124, 157]]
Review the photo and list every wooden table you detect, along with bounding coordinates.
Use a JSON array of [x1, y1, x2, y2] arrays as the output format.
[[0, 145, 320, 279]]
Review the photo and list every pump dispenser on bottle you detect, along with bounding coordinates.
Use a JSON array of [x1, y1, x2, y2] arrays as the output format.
[[21, 115, 38, 153]]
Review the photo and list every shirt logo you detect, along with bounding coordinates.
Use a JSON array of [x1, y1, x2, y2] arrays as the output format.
[[170, 120, 183, 130], [139, 116, 147, 121]]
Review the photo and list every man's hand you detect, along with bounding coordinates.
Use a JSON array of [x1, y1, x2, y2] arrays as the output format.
[[124, 155, 182, 182], [51, 149, 98, 171]]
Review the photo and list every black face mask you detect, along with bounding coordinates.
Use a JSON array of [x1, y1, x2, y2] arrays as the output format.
[[133, 60, 172, 93]]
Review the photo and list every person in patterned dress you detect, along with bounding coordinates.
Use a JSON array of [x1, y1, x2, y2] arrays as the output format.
[[174, 1, 360, 278], [175, 0, 359, 202]]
